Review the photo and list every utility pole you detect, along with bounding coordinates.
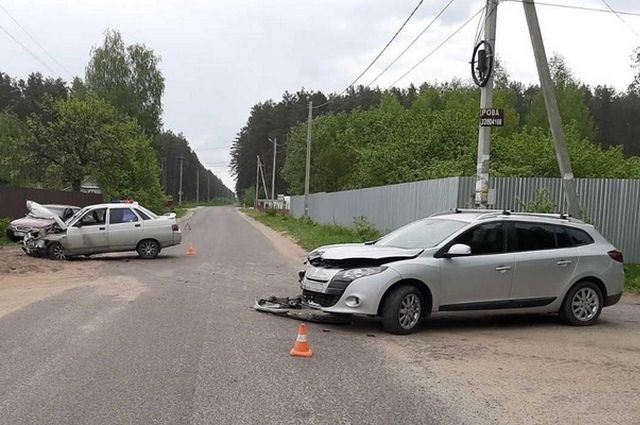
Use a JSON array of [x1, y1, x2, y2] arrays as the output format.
[[474, 0, 498, 208], [177, 155, 185, 205], [196, 169, 200, 203], [270, 137, 277, 202], [255, 156, 260, 208], [258, 156, 269, 206], [303, 101, 313, 216], [522, 0, 581, 217]]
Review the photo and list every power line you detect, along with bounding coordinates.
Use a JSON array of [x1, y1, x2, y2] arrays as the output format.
[[386, 5, 485, 89], [0, 3, 73, 79], [0, 23, 60, 77], [473, 5, 486, 44], [313, 0, 426, 109], [503, 0, 640, 17], [600, 0, 640, 39], [367, 0, 457, 87]]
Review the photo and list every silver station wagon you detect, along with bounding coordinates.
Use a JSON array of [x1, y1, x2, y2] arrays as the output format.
[[299, 210, 624, 334], [24, 201, 182, 260]]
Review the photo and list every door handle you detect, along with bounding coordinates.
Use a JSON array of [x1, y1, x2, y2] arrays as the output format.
[[135, 224, 141, 227], [557, 260, 572, 266], [99, 227, 105, 230], [495, 265, 512, 272]]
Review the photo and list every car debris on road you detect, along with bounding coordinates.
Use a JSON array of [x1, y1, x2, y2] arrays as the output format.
[[253, 295, 351, 324]]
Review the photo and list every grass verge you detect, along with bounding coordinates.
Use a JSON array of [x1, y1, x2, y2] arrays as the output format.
[[624, 264, 640, 294], [243, 209, 380, 251]]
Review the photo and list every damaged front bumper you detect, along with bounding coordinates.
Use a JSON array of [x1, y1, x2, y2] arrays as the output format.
[[253, 296, 351, 324], [299, 266, 402, 316]]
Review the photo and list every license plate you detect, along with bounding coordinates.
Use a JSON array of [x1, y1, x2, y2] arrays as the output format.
[[14, 231, 25, 237]]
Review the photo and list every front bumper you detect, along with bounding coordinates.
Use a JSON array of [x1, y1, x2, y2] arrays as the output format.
[[300, 267, 401, 316]]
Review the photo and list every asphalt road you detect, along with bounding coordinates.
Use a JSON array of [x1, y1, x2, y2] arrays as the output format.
[[0, 207, 454, 425]]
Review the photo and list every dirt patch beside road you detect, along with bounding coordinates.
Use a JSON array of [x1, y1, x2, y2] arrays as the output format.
[[0, 245, 100, 318], [382, 298, 640, 425]]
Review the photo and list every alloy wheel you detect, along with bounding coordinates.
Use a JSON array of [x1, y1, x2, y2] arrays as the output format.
[[571, 287, 600, 322], [51, 243, 65, 260], [398, 293, 421, 330], [140, 241, 158, 258]]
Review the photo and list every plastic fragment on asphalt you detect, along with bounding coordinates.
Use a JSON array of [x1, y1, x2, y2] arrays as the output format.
[[253, 296, 351, 324]]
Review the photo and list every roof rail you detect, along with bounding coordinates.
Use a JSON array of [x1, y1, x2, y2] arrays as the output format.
[[506, 212, 585, 223]]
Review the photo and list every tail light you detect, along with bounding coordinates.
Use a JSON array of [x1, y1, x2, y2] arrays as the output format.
[[171, 224, 179, 231], [608, 250, 624, 263]]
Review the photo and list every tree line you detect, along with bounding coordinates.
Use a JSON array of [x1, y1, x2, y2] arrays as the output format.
[[0, 29, 233, 212], [231, 52, 640, 200]]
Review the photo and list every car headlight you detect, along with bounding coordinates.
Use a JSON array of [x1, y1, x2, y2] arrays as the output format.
[[336, 266, 387, 282]]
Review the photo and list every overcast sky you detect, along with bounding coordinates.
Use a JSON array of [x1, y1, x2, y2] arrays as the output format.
[[1, 0, 639, 190]]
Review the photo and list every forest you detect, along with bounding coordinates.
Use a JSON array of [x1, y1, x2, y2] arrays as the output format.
[[231, 52, 640, 202], [0, 30, 233, 212]]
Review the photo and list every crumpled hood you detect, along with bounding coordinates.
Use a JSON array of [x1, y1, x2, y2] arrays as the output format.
[[308, 244, 423, 268], [10, 216, 55, 229], [317, 244, 423, 260], [26, 201, 67, 230]]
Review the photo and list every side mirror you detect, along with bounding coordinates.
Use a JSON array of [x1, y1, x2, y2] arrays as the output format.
[[444, 243, 471, 257]]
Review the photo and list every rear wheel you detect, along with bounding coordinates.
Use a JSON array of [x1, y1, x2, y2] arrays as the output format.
[[137, 239, 160, 259], [560, 281, 603, 326], [47, 242, 66, 261], [381, 285, 424, 335]]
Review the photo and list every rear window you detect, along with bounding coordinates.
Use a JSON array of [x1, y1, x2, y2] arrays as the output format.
[[135, 208, 151, 220], [562, 226, 594, 247]]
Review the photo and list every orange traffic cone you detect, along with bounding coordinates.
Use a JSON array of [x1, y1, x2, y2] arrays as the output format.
[[186, 242, 196, 256], [290, 323, 313, 358]]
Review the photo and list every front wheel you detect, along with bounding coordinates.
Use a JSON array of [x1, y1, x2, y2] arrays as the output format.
[[47, 242, 66, 261], [137, 239, 160, 259], [381, 286, 425, 335], [560, 281, 603, 326]]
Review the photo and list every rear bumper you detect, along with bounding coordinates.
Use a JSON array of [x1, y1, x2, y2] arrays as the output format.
[[604, 292, 623, 307]]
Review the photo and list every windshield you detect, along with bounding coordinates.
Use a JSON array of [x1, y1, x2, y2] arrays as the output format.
[[66, 206, 89, 224], [375, 218, 467, 249]]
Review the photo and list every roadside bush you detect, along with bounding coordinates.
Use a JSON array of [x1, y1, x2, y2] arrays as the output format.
[[353, 216, 380, 242], [0, 218, 11, 244], [265, 207, 278, 217], [518, 188, 556, 213]]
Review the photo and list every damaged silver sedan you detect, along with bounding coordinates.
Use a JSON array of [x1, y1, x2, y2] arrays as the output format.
[[22, 201, 182, 260]]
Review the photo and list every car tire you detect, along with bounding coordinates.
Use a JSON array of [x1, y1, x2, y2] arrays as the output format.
[[47, 242, 66, 261], [560, 281, 604, 326], [137, 239, 160, 259], [381, 285, 424, 335]]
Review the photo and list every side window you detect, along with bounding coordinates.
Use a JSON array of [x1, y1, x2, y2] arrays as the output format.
[[453, 222, 505, 255], [565, 226, 594, 246], [78, 208, 107, 226], [513, 222, 556, 251], [555, 225, 573, 248], [134, 208, 151, 220], [110, 208, 139, 224]]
